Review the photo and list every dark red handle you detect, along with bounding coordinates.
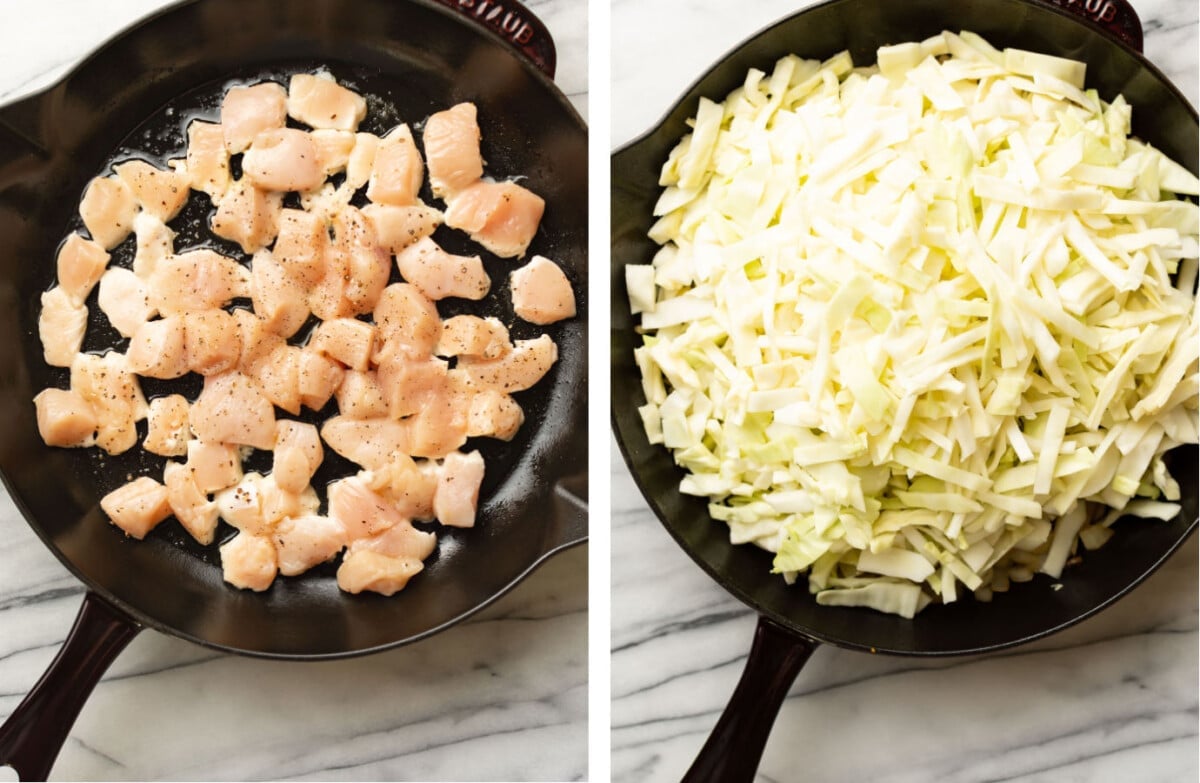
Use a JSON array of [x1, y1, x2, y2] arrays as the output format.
[[432, 0, 558, 79], [0, 592, 140, 781], [682, 616, 818, 783], [1033, 0, 1144, 52]]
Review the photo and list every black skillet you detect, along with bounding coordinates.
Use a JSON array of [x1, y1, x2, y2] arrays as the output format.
[[611, 0, 1197, 779], [0, 0, 587, 779]]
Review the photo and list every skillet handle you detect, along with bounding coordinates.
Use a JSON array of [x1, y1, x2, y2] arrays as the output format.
[[682, 616, 817, 783], [0, 592, 140, 781], [431, 0, 558, 79], [1031, 0, 1143, 52], [546, 472, 588, 552]]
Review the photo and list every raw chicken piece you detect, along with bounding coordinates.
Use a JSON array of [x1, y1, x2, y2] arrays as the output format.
[[97, 268, 154, 338], [33, 388, 96, 448], [220, 532, 277, 592], [101, 477, 171, 540], [131, 211, 176, 279], [395, 237, 490, 300], [443, 180, 544, 258], [211, 179, 283, 254], [373, 284, 441, 359], [436, 315, 510, 359], [336, 549, 424, 596], [423, 102, 483, 198], [459, 334, 557, 392], [333, 207, 390, 312], [79, 176, 137, 250], [71, 352, 146, 455], [126, 316, 188, 379], [307, 241, 355, 321], [215, 472, 268, 534], [298, 347, 345, 411], [466, 389, 524, 440], [349, 517, 437, 560], [299, 180, 354, 221], [187, 440, 243, 494], [404, 399, 470, 458], [310, 317, 375, 371], [336, 370, 390, 419], [434, 450, 485, 527], [251, 249, 310, 338], [242, 128, 324, 192], [345, 132, 380, 190], [55, 234, 109, 305], [363, 455, 438, 520], [273, 208, 327, 286], [310, 129, 356, 176], [38, 287, 87, 367], [274, 515, 346, 576], [113, 160, 189, 222], [143, 395, 189, 457], [273, 420, 323, 494], [150, 249, 251, 315], [220, 82, 287, 154], [287, 73, 367, 131], [376, 354, 449, 418], [164, 460, 220, 544], [184, 309, 242, 376], [234, 309, 285, 375], [184, 120, 231, 202], [327, 474, 409, 540], [189, 371, 276, 449], [511, 255, 575, 324], [253, 344, 303, 415], [366, 125, 423, 206], [260, 474, 320, 528], [321, 416, 411, 470], [361, 203, 442, 253]]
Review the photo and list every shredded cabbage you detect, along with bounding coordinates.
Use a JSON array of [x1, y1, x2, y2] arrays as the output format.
[[628, 31, 1199, 618]]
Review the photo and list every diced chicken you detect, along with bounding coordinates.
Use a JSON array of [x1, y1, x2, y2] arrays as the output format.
[[299, 180, 354, 221], [79, 176, 138, 250], [345, 132, 381, 190], [321, 416, 410, 470], [150, 249, 251, 315], [220, 532, 277, 592], [333, 207, 390, 313], [350, 517, 437, 560], [234, 308, 285, 375], [184, 120, 231, 202], [376, 354, 448, 418], [187, 439, 243, 494], [436, 315, 510, 359], [298, 346, 345, 411], [336, 549, 423, 595], [459, 334, 557, 392], [395, 237, 490, 300], [327, 474, 409, 540], [336, 370, 390, 419], [211, 179, 283, 254], [260, 473, 319, 527], [189, 371, 276, 449], [310, 317, 375, 371], [101, 477, 171, 540], [242, 128, 324, 193], [38, 287, 87, 367], [33, 388, 96, 448], [434, 450, 485, 527], [287, 73, 367, 131], [97, 268, 154, 338], [71, 352, 145, 455], [373, 284, 441, 359], [251, 249, 310, 338], [273, 208, 327, 286], [363, 455, 438, 520], [404, 399, 470, 458], [273, 420, 323, 494], [113, 160, 189, 222], [143, 395, 190, 457], [274, 515, 346, 576], [131, 211, 176, 279], [164, 460, 220, 544], [126, 316, 188, 379], [443, 180, 544, 258], [307, 241, 355, 321], [423, 102, 483, 199], [361, 203, 442, 254], [511, 255, 575, 324], [184, 309, 242, 376], [215, 472, 268, 534], [220, 81, 287, 154], [310, 129, 357, 176], [55, 234, 109, 305], [253, 344, 303, 415], [366, 125, 424, 206], [467, 389, 524, 440]]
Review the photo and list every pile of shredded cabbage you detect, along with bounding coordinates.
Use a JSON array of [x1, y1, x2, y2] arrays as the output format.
[[626, 31, 1199, 618]]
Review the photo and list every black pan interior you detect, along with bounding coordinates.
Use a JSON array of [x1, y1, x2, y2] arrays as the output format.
[[0, 0, 587, 658], [611, 0, 1197, 656]]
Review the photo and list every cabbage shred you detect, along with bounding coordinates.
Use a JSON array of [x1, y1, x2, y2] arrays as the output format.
[[627, 31, 1200, 618]]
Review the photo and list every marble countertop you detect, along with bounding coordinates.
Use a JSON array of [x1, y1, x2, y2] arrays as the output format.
[[0, 1, 587, 781], [611, 1, 1198, 782]]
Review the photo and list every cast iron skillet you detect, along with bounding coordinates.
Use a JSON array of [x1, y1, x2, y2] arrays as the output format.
[[611, 0, 1197, 779], [0, 0, 587, 779]]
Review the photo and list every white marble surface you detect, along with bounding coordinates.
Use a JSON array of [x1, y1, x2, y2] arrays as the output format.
[[0, 1, 586, 781], [611, 1, 1199, 781]]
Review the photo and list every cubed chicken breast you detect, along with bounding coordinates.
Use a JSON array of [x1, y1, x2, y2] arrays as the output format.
[[466, 389, 524, 440], [298, 346, 345, 411], [97, 267, 154, 338], [436, 315, 510, 359], [307, 242, 355, 321], [345, 132, 380, 190], [189, 371, 276, 449], [373, 284, 441, 359], [126, 316, 189, 379], [184, 120, 231, 202], [187, 439, 244, 494], [55, 234, 109, 305], [458, 334, 557, 393], [33, 388, 97, 448], [211, 179, 283, 254], [363, 455, 438, 520], [434, 450, 485, 527], [327, 474, 410, 540], [163, 460, 220, 544], [131, 211, 177, 279], [38, 287, 87, 367], [101, 476, 171, 540], [274, 514, 346, 576], [336, 549, 424, 596], [333, 207, 390, 313], [184, 309, 242, 376], [259, 473, 320, 528], [71, 352, 146, 455], [143, 395, 190, 457], [273, 420, 323, 494], [215, 472, 268, 534], [234, 308, 285, 376], [150, 249, 251, 315], [350, 517, 437, 560], [310, 129, 357, 177], [287, 73, 367, 132], [220, 532, 277, 592], [320, 416, 411, 470], [253, 344, 303, 415], [395, 236, 490, 300], [79, 176, 138, 250], [310, 317, 375, 371], [113, 159, 190, 222], [423, 102, 483, 199], [361, 203, 442, 254], [366, 125, 424, 206], [376, 354, 449, 419], [251, 249, 310, 338], [336, 370, 390, 419], [273, 208, 327, 286], [443, 180, 544, 259], [403, 399, 470, 458], [221, 81, 287, 154], [242, 128, 324, 193], [511, 255, 576, 324]]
